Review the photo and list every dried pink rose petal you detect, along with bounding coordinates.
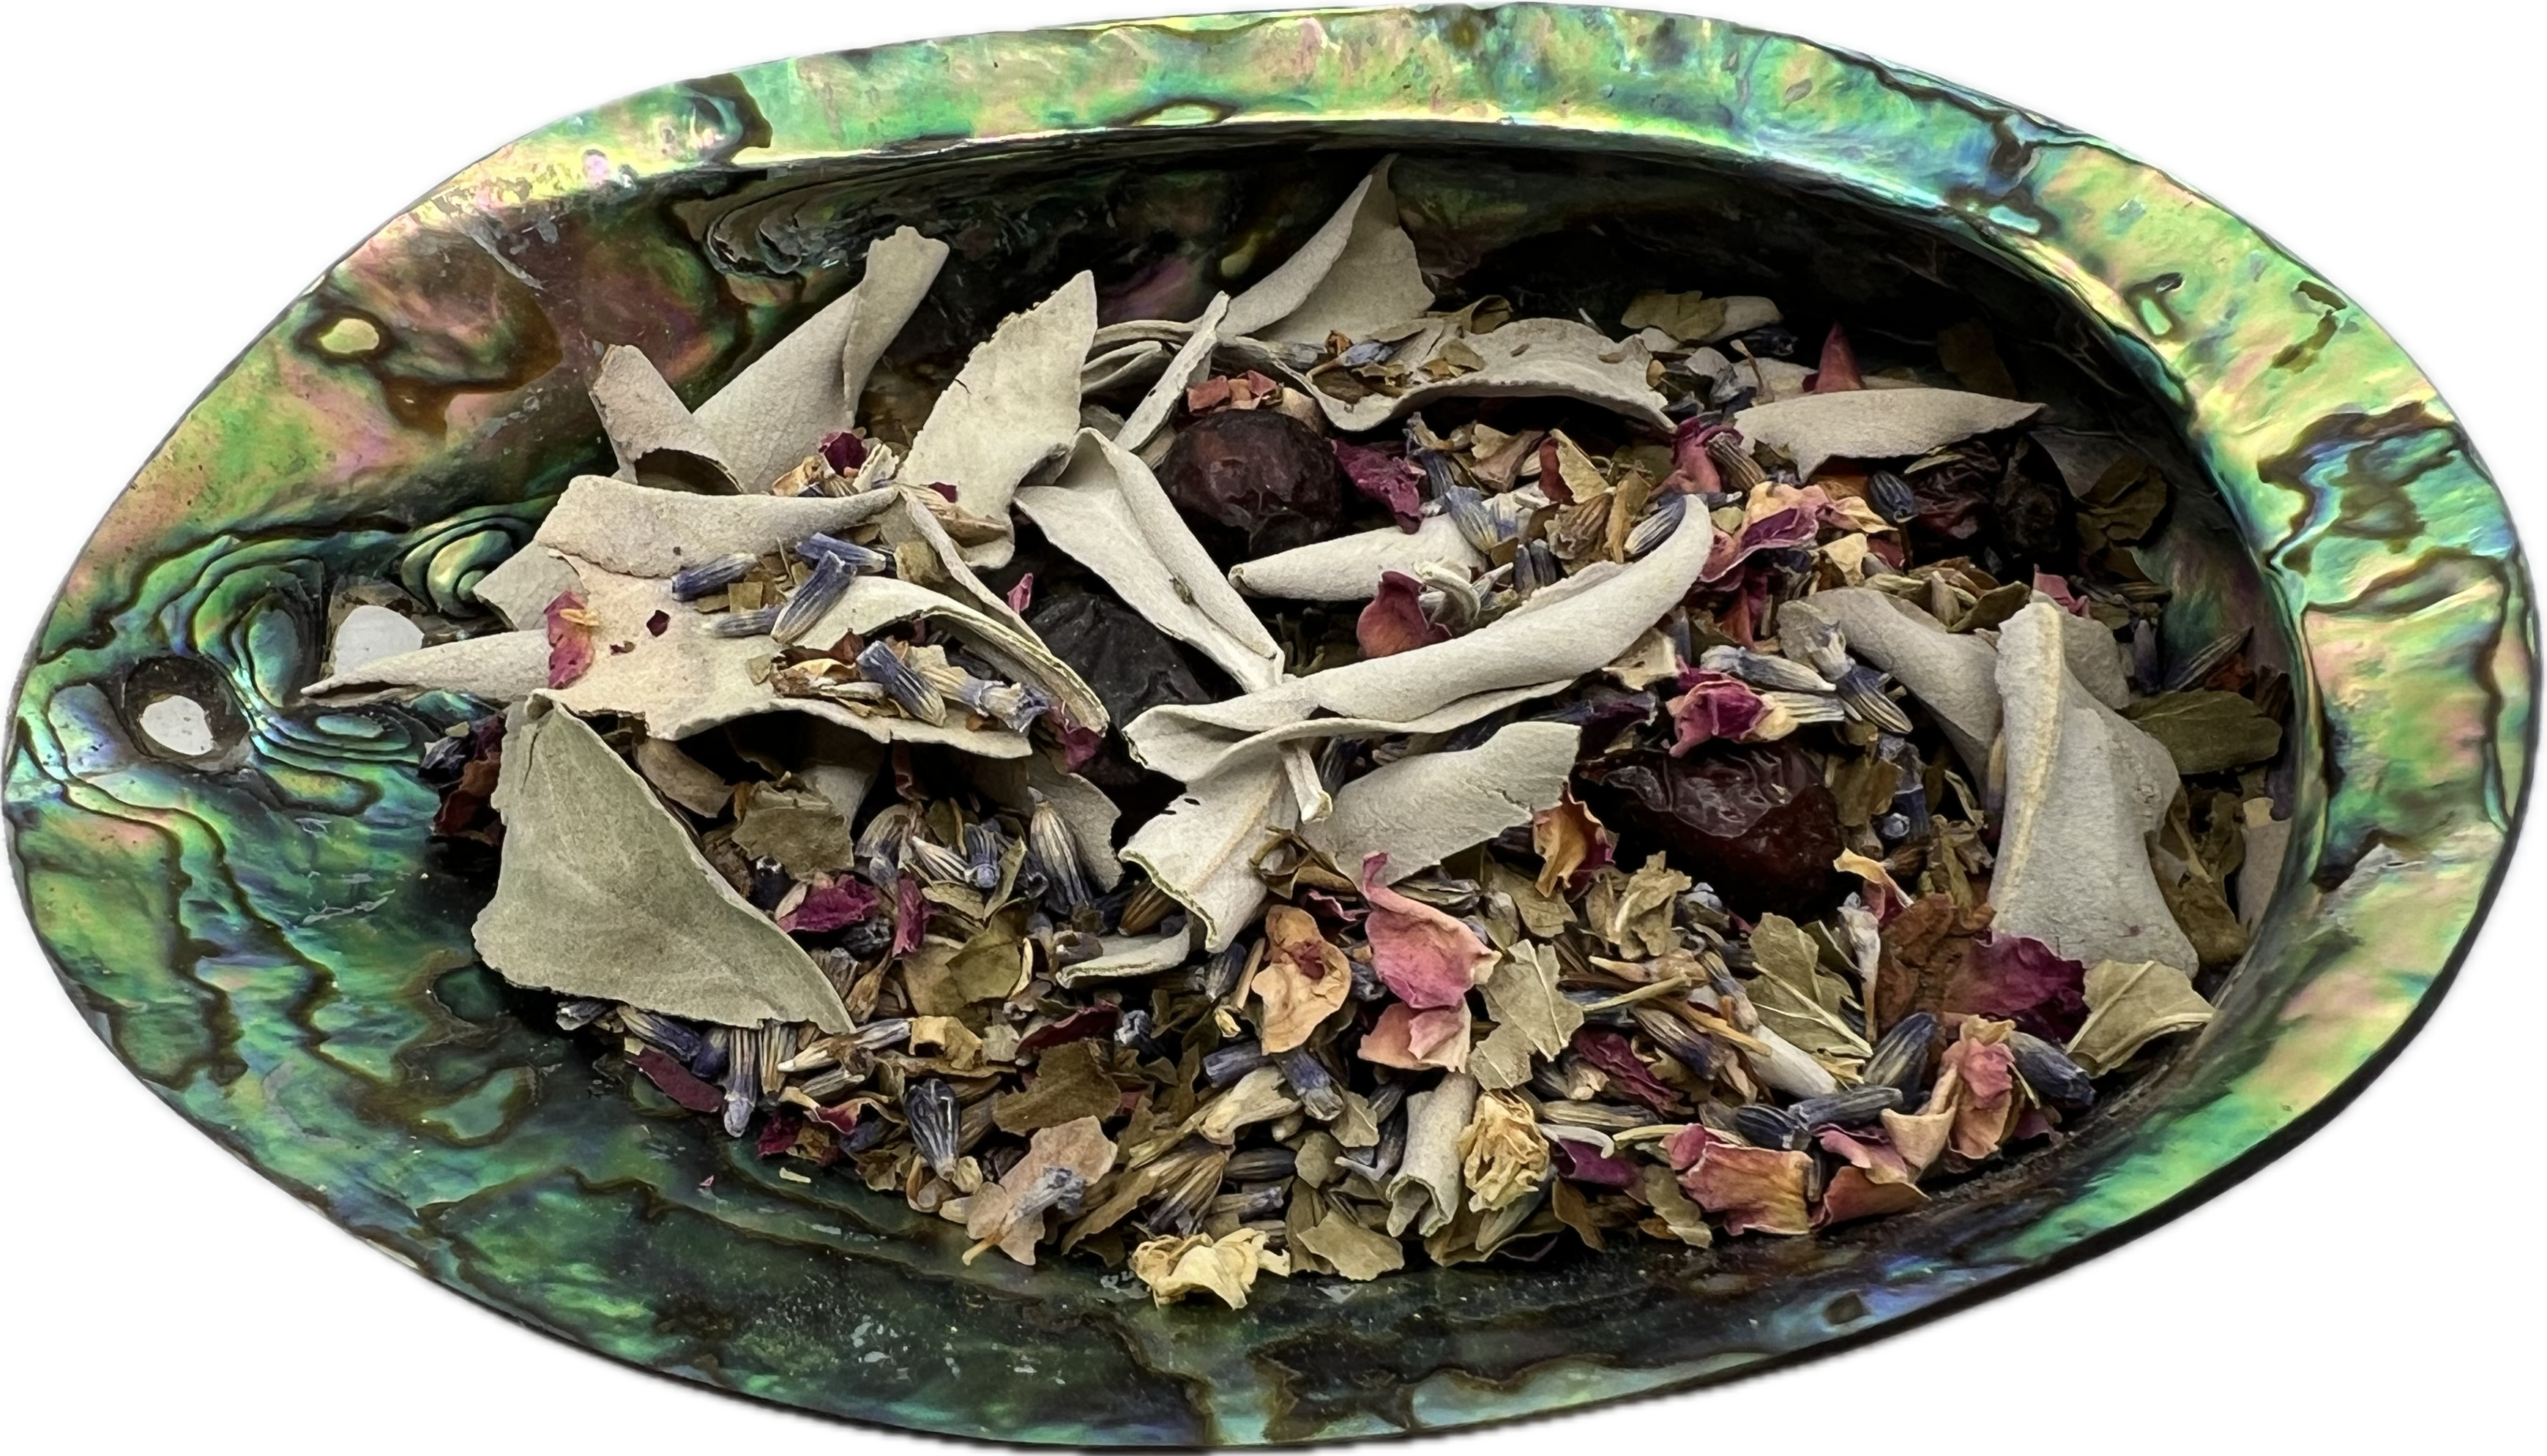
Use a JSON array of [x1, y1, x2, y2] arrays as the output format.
[[1332, 440, 1425, 530], [2032, 570, 2088, 615], [1699, 504, 1820, 582], [543, 591, 597, 688], [1570, 1027, 1680, 1111], [805, 1102, 865, 1139], [1667, 1126, 1812, 1236], [1015, 1004, 1120, 1056], [1660, 417, 1723, 496], [1808, 321, 1863, 393], [890, 872, 931, 957], [1939, 1027, 2023, 1161], [1356, 570, 1450, 659], [1302, 889, 1366, 926], [1940, 932, 2090, 1042], [1664, 668, 1767, 755], [1551, 1138, 1640, 1187], [818, 430, 868, 474], [1056, 720, 1105, 773], [1816, 1125, 1914, 1184], [1534, 437, 1575, 504], [1359, 853, 1495, 1008], [1186, 375, 1235, 414], [756, 1110, 805, 1157], [631, 1048, 723, 1113], [779, 878, 881, 933], [1005, 572, 1036, 615]]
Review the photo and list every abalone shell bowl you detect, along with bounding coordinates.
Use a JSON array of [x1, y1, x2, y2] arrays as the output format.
[[7, 4, 2528, 1444]]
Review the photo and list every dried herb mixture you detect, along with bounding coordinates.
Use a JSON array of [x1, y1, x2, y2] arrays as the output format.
[[314, 160, 2286, 1305]]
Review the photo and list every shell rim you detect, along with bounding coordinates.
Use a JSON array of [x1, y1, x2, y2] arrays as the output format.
[[4, 5, 2527, 1446]]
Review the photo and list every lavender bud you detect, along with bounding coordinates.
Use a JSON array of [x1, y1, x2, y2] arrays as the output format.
[[670, 552, 757, 602]]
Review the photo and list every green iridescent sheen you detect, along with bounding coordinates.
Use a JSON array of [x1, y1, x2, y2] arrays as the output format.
[[6, 5, 2528, 1444]]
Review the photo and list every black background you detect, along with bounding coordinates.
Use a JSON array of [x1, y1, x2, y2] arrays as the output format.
[[20, 5, 2527, 1446]]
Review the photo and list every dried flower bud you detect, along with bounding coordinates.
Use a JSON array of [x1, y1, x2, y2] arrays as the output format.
[[1026, 789, 1092, 913], [1201, 1039, 1269, 1088], [1439, 483, 1502, 554], [708, 607, 781, 638], [962, 822, 1006, 891], [1867, 468, 1917, 523], [1274, 1046, 1344, 1121], [772, 552, 854, 646], [903, 836, 970, 886], [1623, 492, 1688, 559], [903, 1078, 960, 1174], [1862, 1011, 1938, 1095], [671, 552, 758, 602], [855, 640, 947, 725]]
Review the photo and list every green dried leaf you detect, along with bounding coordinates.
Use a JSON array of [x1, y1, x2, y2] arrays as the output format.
[[947, 904, 1032, 1004], [2076, 454, 2170, 550], [1936, 319, 2018, 398], [1470, 941, 1583, 1091], [993, 1039, 1124, 1133], [728, 782, 853, 876], [1745, 913, 1871, 1058], [1294, 1208, 1406, 1280], [631, 736, 732, 818], [2067, 959, 2214, 1074], [1950, 580, 2030, 633], [898, 941, 969, 1018], [2121, 690, 2283, 776], [1484, 861, 1573, 939], [1622, 290, 1739, 342], [1548, 1175, 1607, 1252], [472, 701, 849, 1031], [2154, 856, 2248, 969], [1827, 752, 1903, 829]]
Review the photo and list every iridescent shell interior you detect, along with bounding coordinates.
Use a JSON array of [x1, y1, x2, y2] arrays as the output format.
[[7, 7, 2524, 1445]]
